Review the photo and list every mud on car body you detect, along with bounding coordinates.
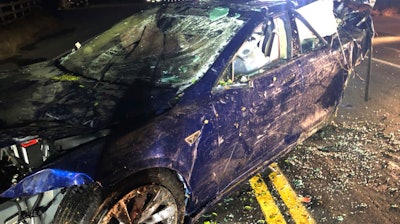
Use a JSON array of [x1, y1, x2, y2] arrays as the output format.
[[0, 0, 374, 223]]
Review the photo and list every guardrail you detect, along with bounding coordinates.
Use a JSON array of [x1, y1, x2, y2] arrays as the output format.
[[0, 0, 36, 26]]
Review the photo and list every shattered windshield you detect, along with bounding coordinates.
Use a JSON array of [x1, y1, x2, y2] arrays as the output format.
[[59, 5, 245, 91]]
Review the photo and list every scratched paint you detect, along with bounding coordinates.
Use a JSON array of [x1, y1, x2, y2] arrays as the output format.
[[0, 1, 374, 222]]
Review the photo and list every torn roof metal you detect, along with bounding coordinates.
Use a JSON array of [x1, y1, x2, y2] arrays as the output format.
[[295, 0, 338, 38]]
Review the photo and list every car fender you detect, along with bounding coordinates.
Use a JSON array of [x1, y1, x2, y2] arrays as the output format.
[[0, 168, 93, 198], [0, 137, 106, 198]]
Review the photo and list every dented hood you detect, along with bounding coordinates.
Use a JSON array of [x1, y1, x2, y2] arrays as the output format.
[[0, 61, 177, 147]]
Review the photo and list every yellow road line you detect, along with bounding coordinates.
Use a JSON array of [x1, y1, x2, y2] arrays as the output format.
[[268, 162, 316, 224], [249, 174, 287, 224]]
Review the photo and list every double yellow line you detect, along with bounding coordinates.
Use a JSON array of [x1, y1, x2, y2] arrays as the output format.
[[249, 163, 315, 224]]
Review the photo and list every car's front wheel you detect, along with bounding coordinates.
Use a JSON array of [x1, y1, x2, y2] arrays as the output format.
[[54, 169, 186, 224]]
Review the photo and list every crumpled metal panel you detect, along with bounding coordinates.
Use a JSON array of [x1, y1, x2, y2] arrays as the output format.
[[0, 169, 93, 198]]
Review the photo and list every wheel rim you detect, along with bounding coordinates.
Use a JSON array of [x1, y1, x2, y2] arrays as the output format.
[[100, 185, 178, 224]]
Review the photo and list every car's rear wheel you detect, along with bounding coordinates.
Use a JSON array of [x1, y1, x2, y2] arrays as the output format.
[[54, 169, 185, 224]]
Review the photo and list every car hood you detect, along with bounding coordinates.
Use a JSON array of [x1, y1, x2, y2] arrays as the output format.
[[0, 4, 248, 147], [0, 61, 179, 147]]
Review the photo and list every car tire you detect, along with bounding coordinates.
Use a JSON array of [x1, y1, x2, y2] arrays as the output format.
[[54, 168, 186, 224]]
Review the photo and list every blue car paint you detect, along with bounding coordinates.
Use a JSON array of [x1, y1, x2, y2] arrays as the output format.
[[0, 1, 373, 222], [0, 5, 266, 199], [84, 8, 353, 216], [92, 10, 270, 211], [0, 6, 267, 205], [0, 169, 93, 198]]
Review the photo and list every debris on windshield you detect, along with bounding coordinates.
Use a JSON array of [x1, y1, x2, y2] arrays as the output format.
[[51, 74, 80, 81], [59, 5, 244, 92], [209, 7, 229, 21], [75, 42, 81, 50]]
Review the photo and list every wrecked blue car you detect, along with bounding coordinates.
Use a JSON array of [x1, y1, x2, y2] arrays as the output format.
[[0, 0, 374, 223]]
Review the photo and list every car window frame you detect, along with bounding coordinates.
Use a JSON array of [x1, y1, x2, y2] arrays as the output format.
[[291, 10, 330, 55], [212, 11, 292, 92]]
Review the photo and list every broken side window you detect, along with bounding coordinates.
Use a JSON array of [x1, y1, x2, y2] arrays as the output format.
[[215, 14, 289, 89], [294, 0, 338, 53], [295, 17, 323, 53]]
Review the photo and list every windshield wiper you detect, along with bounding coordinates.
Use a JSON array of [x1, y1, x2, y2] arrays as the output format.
[[124, 26, 147, 60]]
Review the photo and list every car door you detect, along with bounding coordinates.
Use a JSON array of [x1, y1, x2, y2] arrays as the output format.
[[209, 7, 347, 185], [188, 12, 294, 206], [189, 8, 347, 211], [209, 12, 297, 184]]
